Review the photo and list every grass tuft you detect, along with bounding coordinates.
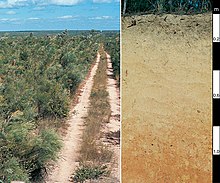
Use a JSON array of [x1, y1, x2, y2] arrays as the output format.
[[71, 164, 109, 183]]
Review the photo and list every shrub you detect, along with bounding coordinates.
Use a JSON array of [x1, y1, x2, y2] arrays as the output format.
[[0, 120, 62, 182], [71, 164, 109, 183], [19, 51, 28, 61], [0, 157, 30, 183], [60, 52, 78, 68], [35, 79, 69, 119]]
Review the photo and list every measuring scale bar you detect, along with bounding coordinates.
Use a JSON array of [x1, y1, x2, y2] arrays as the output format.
[[213, 14, 220, 42]]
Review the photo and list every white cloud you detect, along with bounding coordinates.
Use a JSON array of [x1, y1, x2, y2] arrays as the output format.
[[28, 17, 40, 20], [7, 0, 28, 6], [9, 18, 19, 21], [8, 0, 27, 4], [93, 0, 111, 3], [0, 0, 83, 8], [33, 6, 45, 10], [6, 10, 16, 14], [0, 18, 19, 22], [102, 16, 112, 19], [0, 18, 9, 21], [89, 16, 112, 20], [0, 0, 28, 8], [49, 0, 83, 5], [57, 15, 73, 19], [0, 2, 10, 8]]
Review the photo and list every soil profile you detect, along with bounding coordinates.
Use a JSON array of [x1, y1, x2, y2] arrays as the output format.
[[122, 13, 212, 182]]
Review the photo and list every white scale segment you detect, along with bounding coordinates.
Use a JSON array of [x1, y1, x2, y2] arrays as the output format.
[[213, 70, 220, 99], [213, 126, 220, 155], [213, 14, 220, 42]]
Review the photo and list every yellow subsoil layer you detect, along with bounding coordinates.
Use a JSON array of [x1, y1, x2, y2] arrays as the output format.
[[122, 13, 212, 183]]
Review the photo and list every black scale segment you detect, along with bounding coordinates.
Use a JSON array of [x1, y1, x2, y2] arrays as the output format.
[[213, 43, 220, 70]]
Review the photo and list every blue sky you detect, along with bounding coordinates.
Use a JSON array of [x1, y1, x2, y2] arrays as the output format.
[[0, 0, 120, 31]]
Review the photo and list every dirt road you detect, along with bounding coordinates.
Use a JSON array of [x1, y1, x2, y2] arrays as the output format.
[[122, 13, 212, 182], [46, 53, 100, 183]]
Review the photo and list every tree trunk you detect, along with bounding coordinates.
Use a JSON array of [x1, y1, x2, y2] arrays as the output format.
[[123, 0, 127, 15]]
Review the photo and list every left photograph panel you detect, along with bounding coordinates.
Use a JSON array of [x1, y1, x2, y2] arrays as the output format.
[[0, 1, 120, 182]]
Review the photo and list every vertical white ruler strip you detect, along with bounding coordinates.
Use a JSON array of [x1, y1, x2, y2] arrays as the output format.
[[213, 70, 220, 99], [213, 126, 220, 155], [213, 14, 220, 42]]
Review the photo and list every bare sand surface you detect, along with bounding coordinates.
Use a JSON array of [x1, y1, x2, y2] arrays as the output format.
[[46, 54, 100, 183], [122, 13, 212, 182], [105, 53, 120, 182]]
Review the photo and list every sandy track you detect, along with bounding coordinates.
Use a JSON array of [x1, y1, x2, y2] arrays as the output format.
[[122, 14, 212, 182], [46, 53, 100, 183], [106, 53, 120, 134], [105, 53, 120, 182]]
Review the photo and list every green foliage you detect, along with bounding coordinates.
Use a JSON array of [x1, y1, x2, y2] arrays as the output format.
[[60, 52, 77, 68], [29, 130, 62, 181], [35, 79, 69, 118], [0, 158, 29, 183], [20, 51, 28, 61], [0, 31, 106, 181], [103, 33, 120, 85], [122, 0, 212, 15], [72, 165, 109, 183], [0, 120, 61, 182], [0, 32, 99, 120]]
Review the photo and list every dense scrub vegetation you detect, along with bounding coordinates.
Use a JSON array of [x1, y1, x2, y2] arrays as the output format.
[[103, 33, 120, 85], [0, 31, 107, 182], [122, 0, 212, 15]]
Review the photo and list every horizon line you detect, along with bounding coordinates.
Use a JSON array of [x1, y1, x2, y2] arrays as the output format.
[[0, 29, 119, 32]]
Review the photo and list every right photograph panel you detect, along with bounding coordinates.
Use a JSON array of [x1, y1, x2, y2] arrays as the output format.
[[122, 0, 212, 182]]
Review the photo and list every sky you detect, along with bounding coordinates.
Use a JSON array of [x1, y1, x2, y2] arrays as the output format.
[[0, 0, 120, 31]]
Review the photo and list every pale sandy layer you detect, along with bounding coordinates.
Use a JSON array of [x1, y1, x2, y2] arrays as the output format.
[[122, 13, 212, 183]]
